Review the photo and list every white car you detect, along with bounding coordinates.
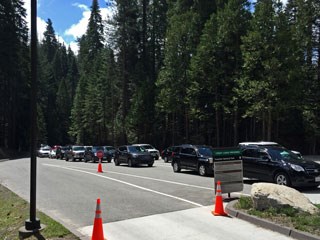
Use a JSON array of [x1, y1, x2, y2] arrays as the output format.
[[49, 149, 57, 158], [37, 146, 51, 158], [132, 144, 160, 160]]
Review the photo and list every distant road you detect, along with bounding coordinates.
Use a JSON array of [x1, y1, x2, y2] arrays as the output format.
[[0, 157, 318, 239]]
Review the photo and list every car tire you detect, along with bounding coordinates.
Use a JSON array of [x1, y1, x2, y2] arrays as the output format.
[[114, 158, 120, 166], [274, 172, 291, 186], [164, 157, 168, 163], [128, 159, 133, 167], [198, 164, 207, 176], [173, 161, 181, 172], [148, 162, 154, 167]]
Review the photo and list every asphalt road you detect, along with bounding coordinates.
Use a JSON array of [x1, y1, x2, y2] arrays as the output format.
[[0, 157, 319, 239]]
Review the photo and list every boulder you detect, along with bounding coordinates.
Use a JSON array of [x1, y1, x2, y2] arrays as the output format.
[[251, 183, 320, 215]]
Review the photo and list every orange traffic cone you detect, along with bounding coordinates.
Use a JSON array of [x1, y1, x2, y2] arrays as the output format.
[[91, 198, 105, 240], [97, 159, 103, 173], [212, 181, 227, 216]]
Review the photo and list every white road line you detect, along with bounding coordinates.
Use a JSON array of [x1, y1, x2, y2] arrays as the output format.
[[43, 163, 204, 207], [50, 164, 214, 191]]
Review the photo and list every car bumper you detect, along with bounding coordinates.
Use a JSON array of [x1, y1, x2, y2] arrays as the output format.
[[132, 158, 154, 165], [289, 172, 320, 187]]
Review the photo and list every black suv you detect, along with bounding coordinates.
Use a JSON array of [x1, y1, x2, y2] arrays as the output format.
[[161, 145, 180, 163], [114, 145, 154, 167], [241, 145, 320, 188], [171, 144, 214, 176]]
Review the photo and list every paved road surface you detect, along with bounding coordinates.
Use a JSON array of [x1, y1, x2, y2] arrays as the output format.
[[0, 157, 318, 239]]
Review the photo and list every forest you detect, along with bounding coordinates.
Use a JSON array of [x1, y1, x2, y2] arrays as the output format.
[[0, 0, 319, 154]]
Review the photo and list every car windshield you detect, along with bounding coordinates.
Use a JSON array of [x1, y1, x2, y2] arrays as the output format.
[[93, 146, 103, 151], [128, 146, 147, 153], [42, 147, 51, 151], [197, 147, 213, 157], [104, 146, 115, 151], [73, 146, 85, 151], [267, 147, 300, 161], [141, 145, 153, 150]]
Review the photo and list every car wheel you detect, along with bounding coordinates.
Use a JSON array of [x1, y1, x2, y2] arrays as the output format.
[[173, 161, 181, 172], [198, 164, 207, 176], [274, 172, 291, 186], [128, 159, 133, 167], [148, 162, 154, 167], [164, 157, 168, 163], [114, 158, 120, 166]]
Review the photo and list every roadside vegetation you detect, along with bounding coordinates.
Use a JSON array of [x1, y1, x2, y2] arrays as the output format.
[[236, 196, 320, 237], [0, 184, 79, 240]]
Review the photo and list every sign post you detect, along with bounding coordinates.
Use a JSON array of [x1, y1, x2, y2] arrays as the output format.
[[97, 150, 104, 173], [212, 148, 243, 198]]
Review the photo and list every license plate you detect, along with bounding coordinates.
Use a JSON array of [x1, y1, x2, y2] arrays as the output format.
[[315, 176, 320, 182]]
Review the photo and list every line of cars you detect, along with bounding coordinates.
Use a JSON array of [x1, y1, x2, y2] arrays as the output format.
[[160, 141, 320, 188], [37, 143, 160, 168]]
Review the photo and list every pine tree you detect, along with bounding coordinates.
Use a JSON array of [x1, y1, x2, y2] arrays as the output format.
[[70, 0, 105, 144], [0, 0, 29, 149], [188, 0, 251, 146]]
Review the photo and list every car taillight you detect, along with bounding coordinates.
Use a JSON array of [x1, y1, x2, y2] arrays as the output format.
[[171, 152, 174, 156]]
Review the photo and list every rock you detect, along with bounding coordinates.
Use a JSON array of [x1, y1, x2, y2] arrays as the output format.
[[251, 183, 320, 215]]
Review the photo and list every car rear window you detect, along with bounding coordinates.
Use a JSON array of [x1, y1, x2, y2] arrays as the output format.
[[73, 146, 85, 151]]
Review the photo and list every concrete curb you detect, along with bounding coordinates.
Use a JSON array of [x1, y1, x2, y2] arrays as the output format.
[[226, 200, 320, 240]]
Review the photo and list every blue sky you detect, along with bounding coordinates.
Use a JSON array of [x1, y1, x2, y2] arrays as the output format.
[[23, 0, 114, 53]]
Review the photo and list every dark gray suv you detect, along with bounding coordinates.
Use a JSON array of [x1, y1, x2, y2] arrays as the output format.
[[171, 144, 214, 176], [241, 145, 320, 188]]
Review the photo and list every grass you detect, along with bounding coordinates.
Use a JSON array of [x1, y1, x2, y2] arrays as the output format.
[[0, 184, 80, 240], [236, 196, 320, 236]]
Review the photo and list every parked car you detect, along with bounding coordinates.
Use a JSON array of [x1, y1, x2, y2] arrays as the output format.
[[132, 144, 160, 160], [103, 145, 116, 162], [161, 146, 180, 163], [239, 141, 303, 159], [171, 144, 214, 176], [65, 145, 85, 161], [56, 146, 70, 159], [83, 146, 93, 162], [37, 145, 51, 158], [49, 149, 57, 159], [114, 145, 154, 167], [241, 144, 320, 188], [91, 146, 109, 163]]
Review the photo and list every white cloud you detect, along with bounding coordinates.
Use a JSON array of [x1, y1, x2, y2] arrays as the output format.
[[64, 5, 114, 54], [72, 3, 90, 12], [64, 4, 114, 41], [64, 10, 91, 40], [69, 41, 79, 55]]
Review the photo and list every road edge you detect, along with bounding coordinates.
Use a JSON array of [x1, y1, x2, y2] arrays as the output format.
[[225, 200, 320, 240]]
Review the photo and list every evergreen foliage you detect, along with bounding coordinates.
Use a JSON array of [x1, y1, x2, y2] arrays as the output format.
[[1, 0, 320, 154]]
